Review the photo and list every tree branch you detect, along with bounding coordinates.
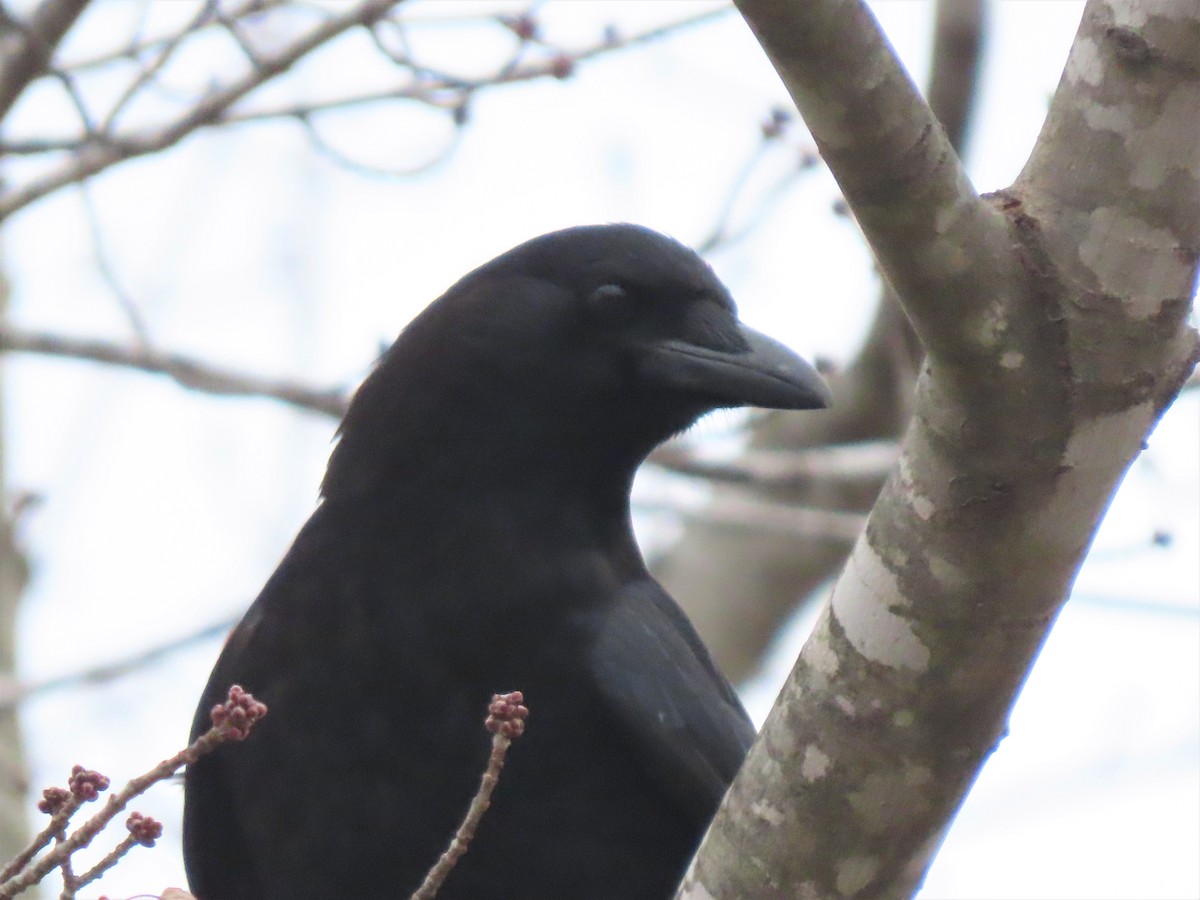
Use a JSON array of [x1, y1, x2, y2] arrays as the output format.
[[0, 4, 730, 222], [0, 0, 90, 121], [648, 440, 899, 489], [0, 615, 237, 715], [926, 0, 984, 154], [680, 1, 1200, 896], [733, 0, 1012, 364], [409, 693, 528, 900], [62, 0, 283, 73], [655, 0, 984, 681], [0, 687, 266, 899], [637, 494, 866, 544], [0, 0, 404, 222], [0, 327, 348, 418]]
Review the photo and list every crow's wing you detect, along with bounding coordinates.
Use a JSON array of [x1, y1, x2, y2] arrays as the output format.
[[588, 578, 756, 827]]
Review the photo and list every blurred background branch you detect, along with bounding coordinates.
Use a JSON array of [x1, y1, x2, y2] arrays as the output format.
[[0, 0, 730, 220]]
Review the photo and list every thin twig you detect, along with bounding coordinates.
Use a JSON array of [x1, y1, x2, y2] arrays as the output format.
[[410, 692, 528, 900], [294, 111, 462, 179], [688, 103, 822, 257], [215, 5, 267, 70], [648, 440, 899, 487], [53, 830, 74, 897], [0, 0, 403, 221], [0, 615, 238, 714], [408, 735, 513, 900], [0, 687, 266, 899], [0, 326, 349, 418], [64, 834, 135, 895], [0, 5, 730, 221], [61, 0, 284, 73], [223, 8, 732, 123], [0, 798, 79, 885], [46, 64, 98, 140], [636, 493, 866, 543], [78, 185, 152, 344], [98, 0, 220, 134]]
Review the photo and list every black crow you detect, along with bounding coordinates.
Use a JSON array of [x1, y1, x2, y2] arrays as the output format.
[[183, 223, 829, 899]]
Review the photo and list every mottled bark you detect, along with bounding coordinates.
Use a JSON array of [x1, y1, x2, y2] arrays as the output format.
[[655, 0, 982, 682], [679, 0, 1200, 897]]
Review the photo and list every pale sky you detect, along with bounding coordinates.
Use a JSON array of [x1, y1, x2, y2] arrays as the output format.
[[3, 2, 1196, 897]]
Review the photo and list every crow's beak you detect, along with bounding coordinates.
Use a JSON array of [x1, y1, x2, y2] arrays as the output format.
[[640, 324, 831, 411]]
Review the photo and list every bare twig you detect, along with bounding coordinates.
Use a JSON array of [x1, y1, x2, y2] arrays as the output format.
[[65, 831, 137, 894], [45, 64, 97, 139], [0, 768, 109, 897], [77, 185, 152, 344], [214, 4, 268, 70], [0, 137, 79, 154], [0, 794, 79, 886], [294, 111, 462, 179], [0, 327, 349, 418], [636, 493, 866, 544], [54, 831, 74, 897], [97, 0, 221, 134], [649, 440, 899, 488], [221, 7, 732, 124], [0, 686, 266, 899], [0, 4, 730, 221], [410, 692, 529, 900], [695, 115, 820, 256], [0, 0, 91, 121], [0, 0, 404, 221], [61, 810, 163, 897], [62, 0, 283, 73], [0, 615, 238, 714]]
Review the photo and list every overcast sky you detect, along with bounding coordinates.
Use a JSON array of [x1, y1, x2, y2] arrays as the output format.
[[3, 2, 1196, 897]]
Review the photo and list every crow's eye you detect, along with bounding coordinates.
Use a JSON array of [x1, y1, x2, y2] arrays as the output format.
[[587, 283, 638, 326]]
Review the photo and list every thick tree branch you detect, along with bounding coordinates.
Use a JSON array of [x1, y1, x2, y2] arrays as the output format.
[[733, 0, 1012, 365], [681, 1, 1200, 896], [656, 0, 982, 681], [927, 0, 985, 153]]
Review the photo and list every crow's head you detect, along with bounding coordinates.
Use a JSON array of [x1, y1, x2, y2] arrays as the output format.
[[324, 224, 829, 499]]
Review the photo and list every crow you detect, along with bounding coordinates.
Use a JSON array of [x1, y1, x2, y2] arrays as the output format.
[[183, 223, 829, 899]]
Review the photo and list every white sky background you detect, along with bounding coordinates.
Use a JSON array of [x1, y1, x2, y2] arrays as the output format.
[[2, 1, 1197, 897]]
